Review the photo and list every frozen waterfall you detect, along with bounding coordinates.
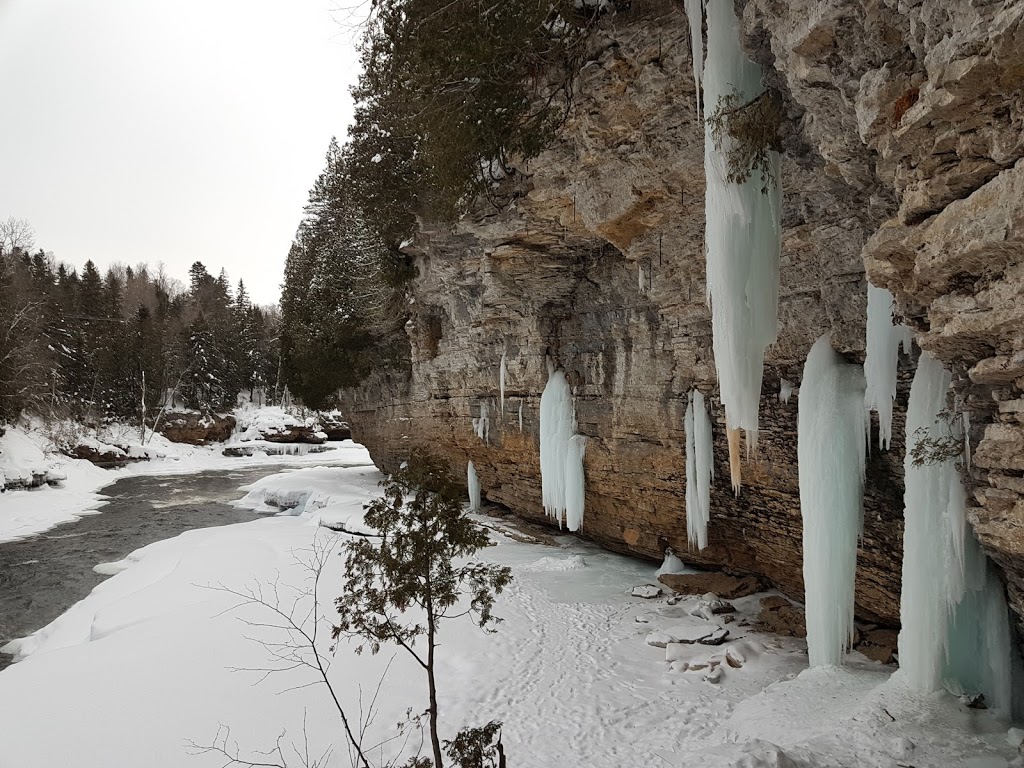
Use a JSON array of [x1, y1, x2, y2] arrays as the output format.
[[698, 0, 781, 493], [898, 352, 1020, 714], [898, 352, 965, 693], [684, 0, 704, 119], [467, 461, 481, 513], [798, 334, 866, 667], [685, 389, 714, 550], [540, 366, 586, 531], [864, 284, 911, 450]]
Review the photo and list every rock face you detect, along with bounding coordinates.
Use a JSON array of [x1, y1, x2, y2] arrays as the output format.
[[157, 413, 236, 445], [342, 2, 1024, 633]]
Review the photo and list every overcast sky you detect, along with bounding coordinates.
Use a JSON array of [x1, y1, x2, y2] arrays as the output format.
[[0, 0, 365, 305]]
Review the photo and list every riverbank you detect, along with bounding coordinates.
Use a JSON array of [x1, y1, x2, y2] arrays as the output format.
[[0, 416, 371, 544]]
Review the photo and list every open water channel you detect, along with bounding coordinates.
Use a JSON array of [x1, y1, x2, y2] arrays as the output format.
[[0, 463, 345, 670]]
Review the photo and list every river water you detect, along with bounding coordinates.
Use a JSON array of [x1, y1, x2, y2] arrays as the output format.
[[0, 464, 335, 670]]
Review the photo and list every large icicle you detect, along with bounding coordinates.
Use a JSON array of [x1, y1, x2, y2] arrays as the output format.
[[684, 0, 704, 119], [539, 366, 586, 531], [685, 389, 714, 550], [899, 355, 1017, 713], [864, 284, 912, 450], [898, 352, 966, 692], [467, 461, 481, 512], [798, 334, 866, 668], [701, 0, 781, 493]]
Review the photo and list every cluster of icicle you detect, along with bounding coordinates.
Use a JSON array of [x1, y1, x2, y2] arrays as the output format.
[[539, 363, 586, 531], [864, 284, 912, 449], [798, 334, 866, 667], [689, 0, 781, 495], [472, 401, 489, 443], [684, 389, 715, 550], [899, 353, 1014, 714]]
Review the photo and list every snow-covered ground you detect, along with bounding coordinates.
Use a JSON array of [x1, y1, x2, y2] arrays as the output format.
[[0, 415, 372, 544], [0, 466, 1020, 767]]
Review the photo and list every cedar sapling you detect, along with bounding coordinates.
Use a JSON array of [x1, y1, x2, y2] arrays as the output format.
[[333, 450, 513, 768]]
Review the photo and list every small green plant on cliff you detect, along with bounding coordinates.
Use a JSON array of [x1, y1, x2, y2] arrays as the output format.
[[909, 408, 967, 469], [334, 450, 513, 768], [706, 89, 784, 193]]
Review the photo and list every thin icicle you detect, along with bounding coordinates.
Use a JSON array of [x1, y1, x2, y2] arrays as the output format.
[[798, 334, 866, 668], [726, 427, 742, 495], [499, 351, 507, 415], [638, 265, 646, 294], [685, 0, 704, 120], [685, 389, 714, 550], [518, 401, 523, 432], [467, 461, 481, 512], [864, 284, 911, 450], [898, 352, 967, 692], [702, 0, 781, 475], [539, 367, 586, 531]]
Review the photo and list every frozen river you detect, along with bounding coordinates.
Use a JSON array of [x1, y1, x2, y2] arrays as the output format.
[[0, 465, 315, 669]]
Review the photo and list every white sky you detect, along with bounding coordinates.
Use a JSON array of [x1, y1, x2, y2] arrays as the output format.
[[0, 0, 366, 305]]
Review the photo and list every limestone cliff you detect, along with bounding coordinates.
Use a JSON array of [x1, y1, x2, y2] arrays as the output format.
[[341, 0, 1024, 632]]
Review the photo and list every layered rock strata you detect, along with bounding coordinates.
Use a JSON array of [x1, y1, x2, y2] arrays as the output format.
[[343, 1, 1024, 631]]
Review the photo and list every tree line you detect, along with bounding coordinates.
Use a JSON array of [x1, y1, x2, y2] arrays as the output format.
[[0, 217, 281, 424], [280, 0, 603, 409]]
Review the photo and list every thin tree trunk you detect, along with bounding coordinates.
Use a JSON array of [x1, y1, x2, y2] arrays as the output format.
[[426, 612, 443, 768]]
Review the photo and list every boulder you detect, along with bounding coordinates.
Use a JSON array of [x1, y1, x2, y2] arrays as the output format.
[[658, 572, 766, 600], [755, 596, 807, 638], [157, 413, 236, 445]]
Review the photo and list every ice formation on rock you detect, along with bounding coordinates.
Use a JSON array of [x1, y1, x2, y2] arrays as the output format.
[[798, 334, 866, 667], [779, 379, 793, 404], [518, 401, 523, 432], [944, 528, 1014, 716], [467, 461, 481, 513], [864, 284, 912, 450], [685, 389, 714, 550], [698, 0, 781, 494], [499, 351, 507, 415], [638, 264, 645, 294], [684, 0, 704, 119], [473, 401, 489, 443], [539, 366, 586, 531]]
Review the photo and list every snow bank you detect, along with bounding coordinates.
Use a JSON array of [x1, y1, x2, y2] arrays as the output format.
[[0, 416, 372, 543], [230, 405, 326, 443]]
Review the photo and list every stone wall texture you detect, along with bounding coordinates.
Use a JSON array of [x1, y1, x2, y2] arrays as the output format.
[[341, 0, 1024, 633]]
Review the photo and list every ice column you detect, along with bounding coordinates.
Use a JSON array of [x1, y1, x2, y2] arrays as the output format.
[[467, 461, 481, 513], [539, 366, 586, 531], [685, 389, 714, 550], [864, 284, 912, 450], [700, 0, 781, 492], [798, 334, 866, 667]]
